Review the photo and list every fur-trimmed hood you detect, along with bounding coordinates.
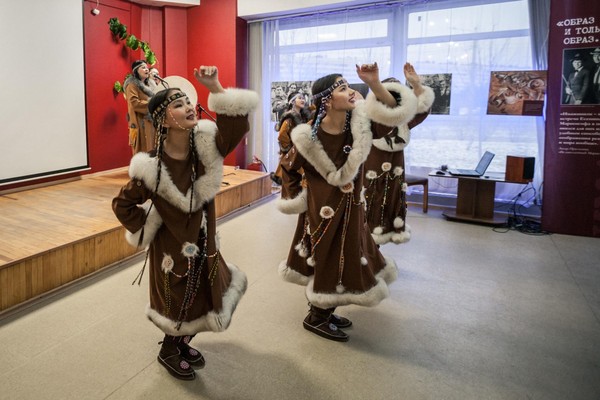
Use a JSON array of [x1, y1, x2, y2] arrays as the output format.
[[290, 100, 372, 188]]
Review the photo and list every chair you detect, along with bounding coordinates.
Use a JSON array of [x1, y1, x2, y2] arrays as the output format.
[[405, 174, 429, 213]]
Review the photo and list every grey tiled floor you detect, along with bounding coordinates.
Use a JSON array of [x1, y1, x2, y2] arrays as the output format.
[[1, 199, 599, 400]]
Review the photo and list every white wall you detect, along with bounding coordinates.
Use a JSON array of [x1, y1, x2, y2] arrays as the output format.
[[0, 0, 88, 184], [237, 0, 379, 20]]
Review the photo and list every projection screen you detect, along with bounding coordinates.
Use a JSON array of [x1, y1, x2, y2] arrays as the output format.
[[0, 0, 88, 185]]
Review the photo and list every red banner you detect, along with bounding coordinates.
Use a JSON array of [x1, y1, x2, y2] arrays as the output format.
[[543, 2, 600, 237]]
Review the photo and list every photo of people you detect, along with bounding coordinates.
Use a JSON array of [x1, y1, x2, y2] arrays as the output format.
[[419, 74, 452, 114], [270, 81, 312, 121], [486, 70, 547, 116], [561, 47, 600, 105]]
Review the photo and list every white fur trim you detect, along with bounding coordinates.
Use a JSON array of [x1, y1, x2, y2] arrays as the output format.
[[391, 231, 411, 244], [128, 122, 223, 214], [208, 88, 259, 116], [373, 226, 384, 235], [416, 86, 435, 114], [145, 262, 247, 336], [372, 229, 411, 245], [365, 82, 418, 127], [305, 257, 397, 309], [290, 103, 372, 187], [276, 187, 308, 214], [125, 202, 163, 248], [278, 260, 312, 285], [379, 256, 399, 284]]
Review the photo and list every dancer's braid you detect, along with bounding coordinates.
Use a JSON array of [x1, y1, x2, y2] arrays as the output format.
[[153, 125, 167, 198], [187, 128, 197, 222]]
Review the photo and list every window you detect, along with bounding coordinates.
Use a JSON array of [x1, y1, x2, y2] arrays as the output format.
[[260, 0, 540, 203], [404, 0, 536, 179]]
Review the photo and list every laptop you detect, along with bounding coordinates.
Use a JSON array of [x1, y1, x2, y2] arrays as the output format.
[[448, 151, 495, 177]]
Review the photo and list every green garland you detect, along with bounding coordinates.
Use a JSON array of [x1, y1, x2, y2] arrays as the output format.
[[108, 17, 157, 93]]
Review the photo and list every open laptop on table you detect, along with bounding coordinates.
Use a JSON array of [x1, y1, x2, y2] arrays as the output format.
[[448, 151, 495, 177]]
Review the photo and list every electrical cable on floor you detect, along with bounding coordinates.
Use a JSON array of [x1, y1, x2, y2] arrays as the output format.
[[493, 183, 550, 236]]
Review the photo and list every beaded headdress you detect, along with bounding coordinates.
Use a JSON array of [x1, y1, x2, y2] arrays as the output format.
[[312, 78, 349, 101], [311, 78, 351, 141], [151, 91, 186, 125]]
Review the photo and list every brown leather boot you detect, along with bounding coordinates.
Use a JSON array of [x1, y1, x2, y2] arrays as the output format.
[[177, 335, 205, 368], [303, 305, 349, 342], [157, 335, 196, 380], [327, 307, 353, 328]]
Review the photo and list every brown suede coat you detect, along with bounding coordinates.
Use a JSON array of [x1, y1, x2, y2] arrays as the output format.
[[113, 89, 258, 336], [277, 99, 398, 310], [124, 80, 156, 154], [363, 83, 435, 245]]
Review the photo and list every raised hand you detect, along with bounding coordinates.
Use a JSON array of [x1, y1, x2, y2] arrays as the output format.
[[193, 65, 224, 93], [356, 62, 380, 86], [403, 62, 423, 95]]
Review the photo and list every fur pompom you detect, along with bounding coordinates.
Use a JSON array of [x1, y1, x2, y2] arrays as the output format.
[[295, 242, 308, 258], [181, 242, 199, 258], [161, 254, 174, 273], [393, 217, 405, 229]]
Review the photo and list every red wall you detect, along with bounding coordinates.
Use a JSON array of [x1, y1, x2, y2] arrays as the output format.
[[84, 0, 137, 174], [2, 0, 246, 192], [187, 0, 248, 167]]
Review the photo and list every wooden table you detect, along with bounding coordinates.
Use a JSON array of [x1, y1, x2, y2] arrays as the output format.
[[429, 171, 508, 226]]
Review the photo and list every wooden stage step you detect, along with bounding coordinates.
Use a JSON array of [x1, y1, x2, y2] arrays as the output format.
[[0, 167, 272, 314]]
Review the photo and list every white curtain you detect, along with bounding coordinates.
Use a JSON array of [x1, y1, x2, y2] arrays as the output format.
[[248, 0, 543, 207], [528, 0, 551, 203]]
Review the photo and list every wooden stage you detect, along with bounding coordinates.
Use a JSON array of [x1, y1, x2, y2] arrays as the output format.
[[0, 166, 272, 314]]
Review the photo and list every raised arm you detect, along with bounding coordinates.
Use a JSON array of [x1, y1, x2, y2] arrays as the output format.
[[404, 62, 424, 97], [356, 62, 396, 107], [193, 65, 225, 94]]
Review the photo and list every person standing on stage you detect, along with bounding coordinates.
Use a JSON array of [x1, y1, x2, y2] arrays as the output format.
[[363, 63, 434, 245], [124, 60, 157, 154], [113, 65, 258, 380], [277, 62, 400, 342]]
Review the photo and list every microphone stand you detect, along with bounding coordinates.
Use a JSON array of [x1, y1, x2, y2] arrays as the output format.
[[153, 74, 170, 90], [196, 103, 216, 122]]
